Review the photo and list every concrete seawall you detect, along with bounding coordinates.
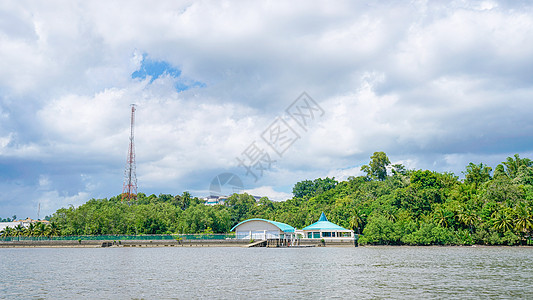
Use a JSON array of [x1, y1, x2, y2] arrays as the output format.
[[0, 238, 356, 248], [0, 239, 246, 248]]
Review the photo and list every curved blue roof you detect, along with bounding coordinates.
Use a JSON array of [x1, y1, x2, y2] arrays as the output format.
[[231, 218, 295, 232], [302, 212, 350, 231]]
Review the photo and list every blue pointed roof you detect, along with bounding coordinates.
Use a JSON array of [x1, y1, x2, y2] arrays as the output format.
[[302, 212, 350, 231], [231, 218, 295, 232]]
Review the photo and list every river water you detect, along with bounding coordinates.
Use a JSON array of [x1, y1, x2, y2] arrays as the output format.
[[1, 246, 531, 299]]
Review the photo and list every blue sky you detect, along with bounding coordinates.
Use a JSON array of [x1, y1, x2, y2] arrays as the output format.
[[131, 54, 205, 92], [132, 55, 183, 83], [1, 0, 533, 219]]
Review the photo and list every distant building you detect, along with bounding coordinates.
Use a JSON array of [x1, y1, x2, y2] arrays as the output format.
[[18, 218, 49, 224], [0, 222, 25, 232], [203, 194, 263, 206], [231, 218, 296, 240], [203, 195, 228, 206], [298, 212, 354, 239], [0, 218, 50, 232]]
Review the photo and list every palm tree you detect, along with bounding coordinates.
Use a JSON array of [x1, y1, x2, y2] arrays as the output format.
[[514, 205, 533, 238], [34, 222, 46, 239], [25, 223, 36, 237], [503, 154, 533, 179], [491, 209, 514, 233], [4, 226, 15, 237], [349, 212, 363, 234], [46, 222, 61, 237], [14, 224, 25, 240], [1, 227, 15, 240], [433, 207, 452, 228], [457, 206, 478, 233]]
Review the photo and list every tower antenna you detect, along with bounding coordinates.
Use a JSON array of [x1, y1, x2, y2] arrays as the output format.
[[122, 104, 138, 202]]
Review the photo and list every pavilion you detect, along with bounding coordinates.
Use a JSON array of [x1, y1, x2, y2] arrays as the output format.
[[300, 212, 354, 239], [231, 218, 296, 240]]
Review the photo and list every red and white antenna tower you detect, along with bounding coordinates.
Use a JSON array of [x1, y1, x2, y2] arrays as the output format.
[[122, 104, 137, 202]]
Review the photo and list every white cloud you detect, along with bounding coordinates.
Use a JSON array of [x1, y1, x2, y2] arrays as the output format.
[[244, 186, 292, 202], [0, 132, 13, 153], [326, 166, 364, 182], [38, 190, 91, 216], [38, 175, 50, 189]]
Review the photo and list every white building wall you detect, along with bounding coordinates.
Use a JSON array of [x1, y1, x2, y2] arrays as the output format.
[[0, 222, 27, 231], [237, 230, 281, 240], [234, 220, 282, 240]]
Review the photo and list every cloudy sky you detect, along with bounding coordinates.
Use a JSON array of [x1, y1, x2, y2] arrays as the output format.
[[1, 0, 533, 219]]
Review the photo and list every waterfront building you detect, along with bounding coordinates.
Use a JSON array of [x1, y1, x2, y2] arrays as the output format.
[[299, 212, 354, 239], [231, 218, 296, 240]]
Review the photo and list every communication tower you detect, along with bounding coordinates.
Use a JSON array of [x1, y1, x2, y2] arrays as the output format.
[[122, 104, 138, 202]]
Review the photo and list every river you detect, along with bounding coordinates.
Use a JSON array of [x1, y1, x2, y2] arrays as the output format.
[[1, 246, 531, 299]]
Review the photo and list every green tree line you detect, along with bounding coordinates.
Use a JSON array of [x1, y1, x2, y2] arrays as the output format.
[[2, 152, 532, 245], [0, 222, 61, 238]]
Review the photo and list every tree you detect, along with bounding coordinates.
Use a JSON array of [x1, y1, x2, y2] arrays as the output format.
[[391, 164, 407, 176], [39, 153, 533, 246], [292, 180, 315, 198], [174, 191, 193, 210], [46, 222, 61, 237], [456, 205, 478, 233], [514, 204, 533, 240], [433, 207, 451, 228], [410, 170, 442, 189], [463, 162, 492, 187], [361, 151, 391, 181], [515, 165, 533, 185], [314, 177, 338, 194], [359, 214, 397, 245], [0, 226, 14, 237], [226, 193, 256, 224], [34, 222, 46, 238], [484, 176, 524, 204], [25, 223, 36, 237], [14, 224, 25, 239], [493, 164, 507, 179], [292, 178, 338, 198], [502, 154, 532, 179], [349, 211, 364, 234], [491, 208, 513, 233]]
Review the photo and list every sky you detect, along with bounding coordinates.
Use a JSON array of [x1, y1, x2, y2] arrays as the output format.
[[1, 0, 533, 219]]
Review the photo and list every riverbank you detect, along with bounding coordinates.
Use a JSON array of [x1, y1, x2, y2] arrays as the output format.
[[0, 239, 244, 248], [0, 238, 357, 248]]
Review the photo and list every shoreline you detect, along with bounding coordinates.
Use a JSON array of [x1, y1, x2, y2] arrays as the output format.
[[3, 240, 528, 248], [0, 239, 356, 248]]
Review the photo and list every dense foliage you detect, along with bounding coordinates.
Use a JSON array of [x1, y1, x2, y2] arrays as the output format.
[[0, 222, 61, 238], [2, 152, 532, 245], [0, 216, 16, 222]]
